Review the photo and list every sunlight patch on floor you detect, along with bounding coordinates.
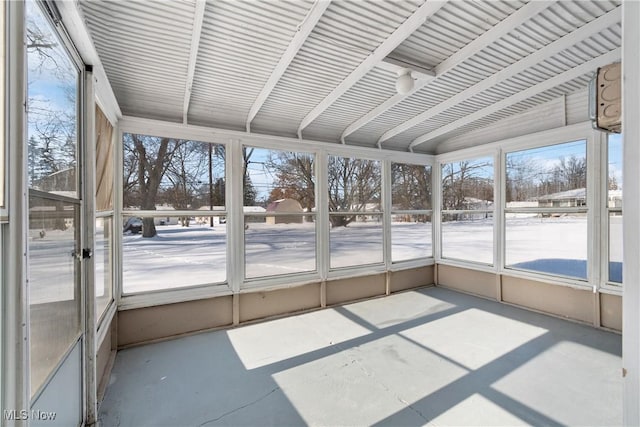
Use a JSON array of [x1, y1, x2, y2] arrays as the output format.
[[226, 309, 371, 370], [401, 308, 548, 370]]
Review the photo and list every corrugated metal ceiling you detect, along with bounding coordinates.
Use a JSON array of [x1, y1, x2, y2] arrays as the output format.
[[79, 0, 622, 153]]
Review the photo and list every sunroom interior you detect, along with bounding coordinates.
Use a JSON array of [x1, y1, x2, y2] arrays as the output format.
[[2, 0, 640, 426]]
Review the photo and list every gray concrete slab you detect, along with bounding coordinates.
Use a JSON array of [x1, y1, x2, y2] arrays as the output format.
[[99, 287, 622, 427]]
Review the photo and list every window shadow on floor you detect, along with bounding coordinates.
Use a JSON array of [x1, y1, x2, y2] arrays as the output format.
[[99, 287, 621, 426]]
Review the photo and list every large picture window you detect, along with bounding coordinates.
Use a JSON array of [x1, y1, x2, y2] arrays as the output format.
[[391, 162, 432, 262], [504, 140, 588, 280], [607, 133, 622, 284], [329, 155, 382, 269], [243, 147, 316, 279], [441, 157, 494, 265], [122, 133, 226, 293]]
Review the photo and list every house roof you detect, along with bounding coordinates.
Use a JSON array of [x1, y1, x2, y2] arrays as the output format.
[[537, 188, 586, 201]]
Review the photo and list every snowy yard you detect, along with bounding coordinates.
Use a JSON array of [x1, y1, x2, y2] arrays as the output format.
[[120, 221, 434, 293], [27, 215, 622, 301], [443, 216, 590, 278], [28, 228, 78, 304]]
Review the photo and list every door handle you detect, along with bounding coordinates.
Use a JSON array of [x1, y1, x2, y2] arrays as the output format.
[[71, 249, 92, 260]]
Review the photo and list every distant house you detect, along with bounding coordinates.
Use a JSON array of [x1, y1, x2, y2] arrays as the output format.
[[35, 167, 75, 193], [266, 199, 303, 224], [608, 189, 623, 208], [537, 188, 586, 208], [195, 205, 226, 225], [243, 206, 267, 214], [462, 197, 492, 210], [153, 205, 179, 225]]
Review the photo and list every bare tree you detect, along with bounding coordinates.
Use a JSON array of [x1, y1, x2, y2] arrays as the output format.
[[266, 151, 315, 212], [442, 160, 493, 221], [391, 163, 431, 210], [164, 141, 209, 226], [328, 157, 380, 227], [123, 134, 188, 237], [505, 156, 539, 202], [26, 2, 79, 233], [555, 155, 587, 191]]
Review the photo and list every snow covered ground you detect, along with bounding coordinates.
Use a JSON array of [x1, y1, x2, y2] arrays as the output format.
[[122, 221, 433, 293], [123, 223, 228, 293], [28, 228, 78, 304], [442, 216, 592, 279], [28, 215, 622, 301]]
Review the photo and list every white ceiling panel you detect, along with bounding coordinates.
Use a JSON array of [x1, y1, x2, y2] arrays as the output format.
[[81, 0, 197, 122], [79, 0, 622, 153]]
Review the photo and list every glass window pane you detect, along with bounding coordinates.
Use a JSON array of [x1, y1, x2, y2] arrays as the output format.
[[243, 147, 315, 210], [328, 156, 381, 215], [27, 1, 79, 197], [506, 140, 587, 207], [242, 147, 316, 279], [28, 195, 81, 394], [609, 212, 622, 283], [95, 217, 113, 321], [392, 163, 431, 210], [244, 216, 316, 279], [608, 134, 622, 207], [122, 217, 226, 294], [123, 134, 225, 215], [442, 157, 493, 211], [330, 215, 383, 269], [505, 214, 587, 280], [441, 213, 493, 265], [391, 214, 432, 262], [96, 106, 114, 211]]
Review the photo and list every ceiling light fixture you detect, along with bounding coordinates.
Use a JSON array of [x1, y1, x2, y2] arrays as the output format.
[[395, 68, 414, 95]]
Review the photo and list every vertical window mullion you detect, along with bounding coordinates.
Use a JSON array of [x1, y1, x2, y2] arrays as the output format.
[[434, 161, 442, 262], [316, 150, 329, 281], [382, 160, 392, 268], [587, 131, 601, 288], [494, 148, 503, 272], [230, 141, 243, 290]]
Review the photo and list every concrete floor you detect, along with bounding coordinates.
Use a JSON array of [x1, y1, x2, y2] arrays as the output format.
[[99, 287, 622, 426]]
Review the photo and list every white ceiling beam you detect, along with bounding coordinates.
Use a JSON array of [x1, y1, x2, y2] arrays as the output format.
[[378, 57, 435, 80], [409, 48, 621, 150], [297, 0, 448, 138], [56, 1, 122, 123], [246, 0, 331, 132], [379, 6, 621, 145], [343, 0, 553, 144], [433, 0, 551, 76], [182, 0, 207, 124]]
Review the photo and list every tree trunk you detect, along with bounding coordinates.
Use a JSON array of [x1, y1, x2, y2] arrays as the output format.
[[142, 217, 155, 238]]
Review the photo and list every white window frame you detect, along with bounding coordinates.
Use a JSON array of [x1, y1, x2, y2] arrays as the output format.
[[327, 153, 384, 273], [94, 102, 118, 332], [501, 138, 590, 283], [437, 149, 497, 269], [435, 122, 604, 292], [389, 161, 433, 266], [116, 119, 233, 309], [240, 144, 319, 287], [115, 116, 434, 309], [601, 131, 623, 291]]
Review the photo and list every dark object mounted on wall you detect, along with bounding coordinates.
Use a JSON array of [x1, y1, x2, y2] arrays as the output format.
[[589, 62, 621, 133]]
